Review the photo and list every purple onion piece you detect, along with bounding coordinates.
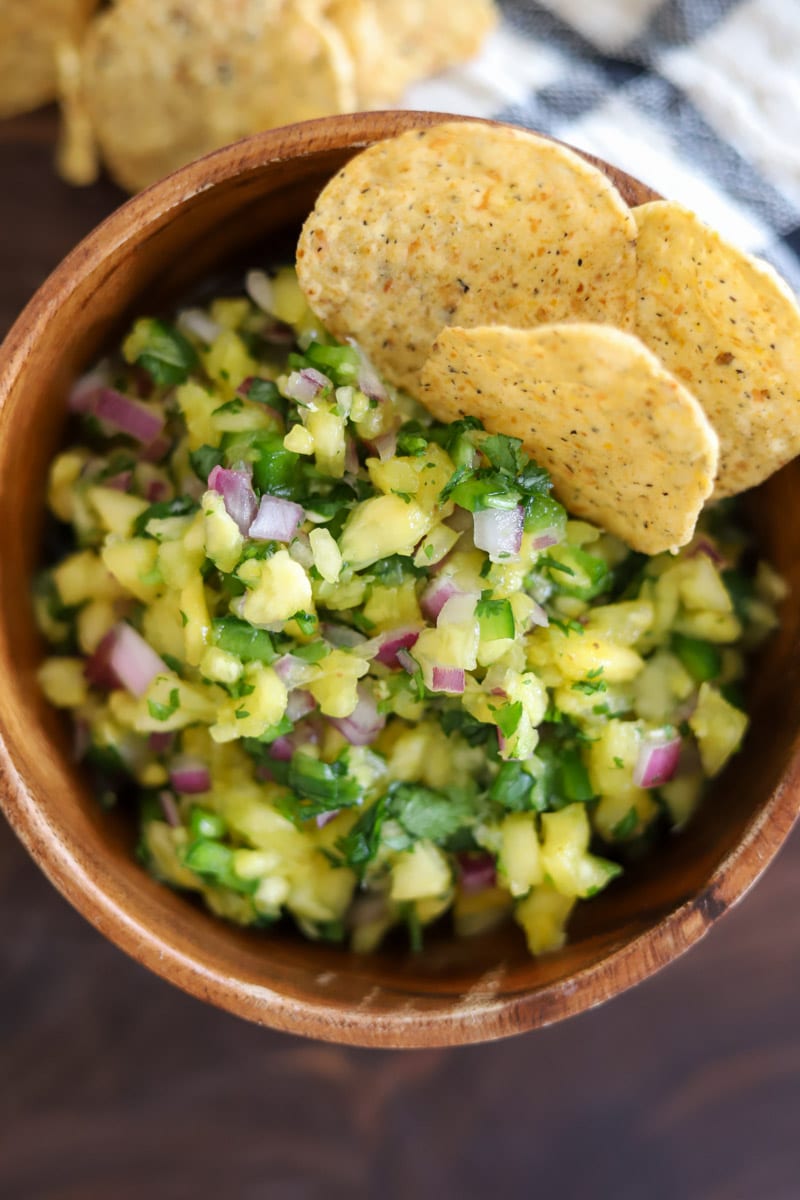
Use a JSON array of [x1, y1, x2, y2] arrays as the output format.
[[208, 465, 258, 535], [248, 494, 305, 542], [473, 506, 524, 562]]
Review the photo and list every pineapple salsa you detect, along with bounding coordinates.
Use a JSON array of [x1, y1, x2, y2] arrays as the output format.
[[36, 267, 784, 957]]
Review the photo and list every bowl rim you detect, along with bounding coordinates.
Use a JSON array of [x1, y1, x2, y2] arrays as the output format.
[[2, 110, 800, 1048]]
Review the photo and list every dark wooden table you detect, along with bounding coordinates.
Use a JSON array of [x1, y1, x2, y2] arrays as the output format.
[[2, 110, 800, 1200]]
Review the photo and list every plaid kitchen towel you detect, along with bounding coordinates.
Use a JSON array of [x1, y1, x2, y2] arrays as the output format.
[[404, 0, 800, 291]]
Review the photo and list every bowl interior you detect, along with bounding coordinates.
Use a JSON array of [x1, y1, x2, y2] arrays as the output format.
[[1, 112, 799, 1047]]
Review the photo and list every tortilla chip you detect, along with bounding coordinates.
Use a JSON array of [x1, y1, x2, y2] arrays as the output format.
[[419, 324, 719, 555], [296, 121, 638, 394], [634, 200, 800, 498], [325, 0, 498, 107], [77, 0, 356, 193], [0, 0, 99, 119]]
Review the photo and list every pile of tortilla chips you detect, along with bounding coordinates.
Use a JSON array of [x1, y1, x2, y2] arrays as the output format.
[[296, 120, 800, 555], [0, 0, 497, 192]]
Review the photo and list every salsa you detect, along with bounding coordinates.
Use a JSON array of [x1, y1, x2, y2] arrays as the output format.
[[35, 267, 784, 955]]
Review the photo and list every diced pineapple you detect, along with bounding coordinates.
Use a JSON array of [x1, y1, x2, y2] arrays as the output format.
[[77, 600, 117, 655], [413, 522, 460, 568], [672, 610, 742, 643], [307, 649, 369, 718], [38, 658, 89, 707], [632, 650, 694, 722], [338, 494, 432, 569], [454, 886, 513, 938], [179, 574, 211, 666], [540, 804, 621, 898], [271, 265, 310, 326], [689, 682, 748, 776], [101, 538, 162, 602], [210, 664, 288, 742], [367, 456, 420, 496], [47, 449, 90, 522], [390, 840, 451, 901], [53, 550, 124, 606], [202, 490, 243, 573], [587, 719, 643, 797], [500, 813, 543, 896], [209, 297, 250, 330], [158, 511, 206, 589], [362, 579, 421, 630], [593, 789, 658, 842], [307, 407, 346, 478], [133, 675, 220, 733], [238, 550, 313, 625], [87, 487, 150, 538], [677, 555, 732, 614], [176, 380, 221, 450], [199, 646, 243, 685], [584, 599, 654, 647], [660, 774, 704, 830], [284, 424, 314, 454], [414, 621, 479, 676], [202, 329, 258, 397], [527, 627, 644, 684], [514, 884, 575, 955]]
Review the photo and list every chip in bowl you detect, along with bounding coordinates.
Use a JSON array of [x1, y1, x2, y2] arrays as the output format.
[[297, 120, 638, 392]]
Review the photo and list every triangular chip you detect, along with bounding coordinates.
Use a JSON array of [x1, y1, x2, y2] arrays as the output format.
[[634, 200, 800, 498], [73, 0, 356, 192], [297, 121, 637, 393], [419, 324, 719, 555], [0, 0, 99, 119]]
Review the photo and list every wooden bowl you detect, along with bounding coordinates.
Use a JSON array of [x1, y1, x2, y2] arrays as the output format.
[[1, 111, 799, 1048]]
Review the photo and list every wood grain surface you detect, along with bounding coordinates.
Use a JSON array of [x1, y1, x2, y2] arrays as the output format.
[[2, 110, 800, 1199]]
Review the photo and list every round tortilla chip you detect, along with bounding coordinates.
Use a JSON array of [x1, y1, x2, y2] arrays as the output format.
[[419, 324, 719, 555], [634, 200, 800, 498], [0, 0, 99, 119], [77, 0, 356, 193], [297, 121, 638, 393], [325, 0, 498, 107]]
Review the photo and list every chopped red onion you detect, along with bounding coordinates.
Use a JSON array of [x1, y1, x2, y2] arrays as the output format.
[[245, 269, 275, 314], [633, 731, 682, 788], [396, 648, 418, 676], [169, 758, 211, 794], [148, 731, 174, 754], [249, 494, 304, 542], [286, 689, 316, 722], [457, 853, 496, 894], [322, 623, 367, 649], [273, 654, 309, 689], [529, 601, 549, 628], [259, 322, 296, 347], [330, 684, 385, 745], [86, 622, 167, 697], [269, 736, 294, 761], [145, 477, 170, 502], [372, 430, 397, 461], [139, 433, 172, 463], [176, 307, 222, 345], [255, 763, 275, 782], [373, 627, 421, 668], [346, 337, 387, 401], [437, 591, 478, 627], [208, 465, 258, 535], [288, 530, 314, 569], [532, 528, 561, 551], [686, 536, 727, 567], [83, 387, 165, 445], [420, 576, 461, 621], [429, 665, 466, 695], [68, 363, 112, 413], [158, 790, 181, 828], [473, 506, 523, 562], [285, 367, 330, 406], [315, 810, 340, 829]]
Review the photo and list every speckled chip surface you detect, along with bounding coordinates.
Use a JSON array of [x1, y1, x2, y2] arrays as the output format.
[[296, 121, 637, 393], [634, 200, 800, 499], [419, 324, 719, 555]]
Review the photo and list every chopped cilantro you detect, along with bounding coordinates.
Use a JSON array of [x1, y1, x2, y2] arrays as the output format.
[[147, 687, 179, 722]]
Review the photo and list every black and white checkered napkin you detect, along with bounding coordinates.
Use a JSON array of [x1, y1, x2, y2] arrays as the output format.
[[405, 0, 800, 291]]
